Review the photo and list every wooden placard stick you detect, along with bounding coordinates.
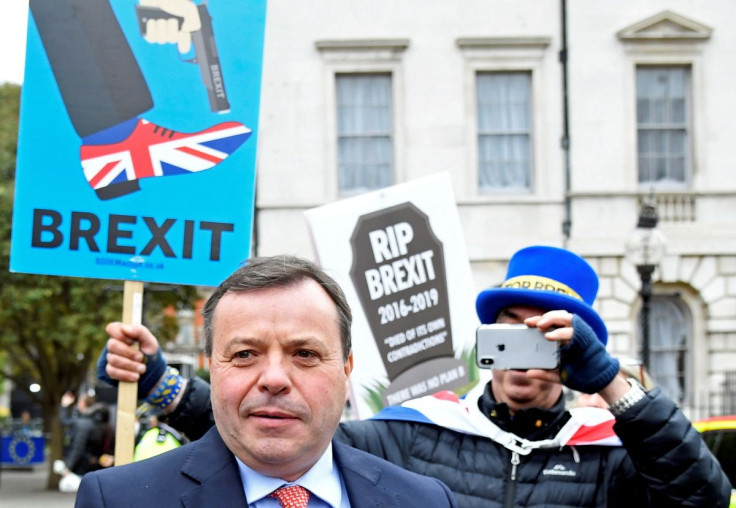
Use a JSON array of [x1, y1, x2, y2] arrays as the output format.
[[114, 280, 144, 466]]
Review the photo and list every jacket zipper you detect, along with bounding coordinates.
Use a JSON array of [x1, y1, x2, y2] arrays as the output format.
[[504, 451, 520, 508]]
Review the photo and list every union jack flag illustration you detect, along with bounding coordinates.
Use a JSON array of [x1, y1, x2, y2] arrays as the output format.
[[80, 119, 251, 199], [373, 387, 622, 448]]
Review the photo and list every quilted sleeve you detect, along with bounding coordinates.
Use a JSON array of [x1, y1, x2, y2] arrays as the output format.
[[613, 388, 733, 507]]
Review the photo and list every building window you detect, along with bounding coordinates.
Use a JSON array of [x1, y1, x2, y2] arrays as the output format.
[[646, 295, 691, 404], [175, 309, 195, 346], [636, 66, 691, 186], [476, 71, 532, 191], [336, 73, 393, 194]]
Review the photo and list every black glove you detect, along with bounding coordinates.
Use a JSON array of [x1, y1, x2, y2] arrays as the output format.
[[559, 315, 620, 394], [96, 347, 166, 399]]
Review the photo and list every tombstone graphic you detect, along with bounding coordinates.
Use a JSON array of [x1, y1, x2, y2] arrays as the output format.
[[350, 202, 469, 406]]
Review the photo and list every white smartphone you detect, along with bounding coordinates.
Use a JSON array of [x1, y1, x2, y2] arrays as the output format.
[[476, 324, 559, 370]]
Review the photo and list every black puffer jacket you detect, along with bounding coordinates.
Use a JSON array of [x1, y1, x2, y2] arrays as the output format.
[[335, 385, 731, 508], [168, 378, 732, 507]]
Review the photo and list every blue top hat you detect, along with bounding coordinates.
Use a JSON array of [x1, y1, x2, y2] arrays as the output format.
[[475, 245, 608, 344]]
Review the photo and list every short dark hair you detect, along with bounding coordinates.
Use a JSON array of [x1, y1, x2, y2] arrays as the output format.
[[202, 255, 352, 360]]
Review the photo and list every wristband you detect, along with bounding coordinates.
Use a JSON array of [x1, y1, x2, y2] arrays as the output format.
[[144, 366, 184, 409]]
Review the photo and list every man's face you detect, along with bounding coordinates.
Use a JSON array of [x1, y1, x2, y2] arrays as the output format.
[[490, 305, 562, 413], [209, 279, 353, 481]]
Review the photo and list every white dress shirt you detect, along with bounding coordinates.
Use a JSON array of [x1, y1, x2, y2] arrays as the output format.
[[236, 443, 351, 508]]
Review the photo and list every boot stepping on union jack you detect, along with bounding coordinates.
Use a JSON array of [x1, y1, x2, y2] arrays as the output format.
[[81, 118, 252, 200]]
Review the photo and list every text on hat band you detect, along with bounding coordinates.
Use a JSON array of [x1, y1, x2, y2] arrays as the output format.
[[502, 276, 583, 301]]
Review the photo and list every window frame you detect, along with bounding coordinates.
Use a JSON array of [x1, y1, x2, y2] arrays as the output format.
[[617, 11, 711, 191], [335, 72, 394, 195], [316, 39, 408, 199], [456, 37, 550, 197], [635, 65, 693, 189], [643, 294, 693, 405], [475, 70, 534, 192]]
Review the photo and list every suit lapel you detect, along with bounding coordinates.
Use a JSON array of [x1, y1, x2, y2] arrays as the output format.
[[173, 433, 405, 506], [333, 440, 401, 507], [178, 427, 248, 508]]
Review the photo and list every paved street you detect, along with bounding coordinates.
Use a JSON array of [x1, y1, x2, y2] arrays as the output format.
[[0, 464, 75, 508]]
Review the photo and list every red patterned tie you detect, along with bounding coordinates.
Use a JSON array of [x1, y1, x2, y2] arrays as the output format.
[[269, 485, 311, 508]]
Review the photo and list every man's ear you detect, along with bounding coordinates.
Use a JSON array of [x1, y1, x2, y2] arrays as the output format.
[[344, 351, 354, 378], [343, 352, 354, 401]]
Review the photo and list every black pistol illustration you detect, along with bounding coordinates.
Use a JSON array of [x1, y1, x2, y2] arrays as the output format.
[[135, 2, 230, 113]]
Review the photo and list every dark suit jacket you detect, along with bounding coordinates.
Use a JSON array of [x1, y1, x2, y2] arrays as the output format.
[[75, 426, 458, 507]]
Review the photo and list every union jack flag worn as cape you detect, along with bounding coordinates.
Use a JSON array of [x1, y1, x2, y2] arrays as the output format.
[[371, 383, 621, 454], [81, 119, 251, 198]]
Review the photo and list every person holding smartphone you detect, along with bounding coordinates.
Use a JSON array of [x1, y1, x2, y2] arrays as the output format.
[[98, 246, 732, 507]]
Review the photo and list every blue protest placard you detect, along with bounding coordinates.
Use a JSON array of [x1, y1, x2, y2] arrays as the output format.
[[10, 0, 267, 287]]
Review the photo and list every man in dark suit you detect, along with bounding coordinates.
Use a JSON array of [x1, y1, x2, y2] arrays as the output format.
[[75, 255, 457, 508]]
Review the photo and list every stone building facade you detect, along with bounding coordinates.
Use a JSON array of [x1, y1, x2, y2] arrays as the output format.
[[214, 0, 736, 416]]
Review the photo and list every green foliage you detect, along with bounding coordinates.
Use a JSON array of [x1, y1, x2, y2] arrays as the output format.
[[0, 82, 197, 413], [360, 346, 480, 415], [195, 367, 211, 383], [0, 83, 19, 183], [455, 344, 481, 396], [1, 81, 202, 490], [361, 378, 389, 414], [0, 84, 120, 404]]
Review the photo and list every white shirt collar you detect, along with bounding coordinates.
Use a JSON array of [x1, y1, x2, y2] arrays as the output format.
[[235, 442, 345, 507]]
